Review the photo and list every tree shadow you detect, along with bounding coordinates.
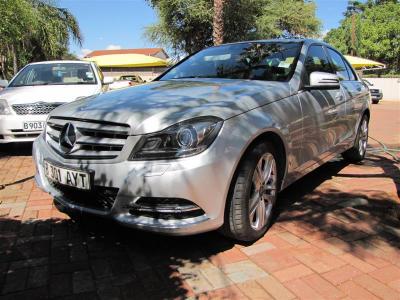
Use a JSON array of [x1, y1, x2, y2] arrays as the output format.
[[0, 215, 237, 299], [1, 152, 399, 299], [0, 143, 33, 158], [275, 152, 400, 254]]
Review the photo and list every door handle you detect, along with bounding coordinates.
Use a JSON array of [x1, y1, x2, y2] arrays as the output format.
[[335, 93, 344, 102]]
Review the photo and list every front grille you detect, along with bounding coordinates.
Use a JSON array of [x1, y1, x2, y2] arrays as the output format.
[[46, 117, 130, 160], [12, 102, 64, 115], [370, 89, 379, 93], [51, 182, 119, 211]]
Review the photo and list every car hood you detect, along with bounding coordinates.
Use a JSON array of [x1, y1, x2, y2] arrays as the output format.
[[49, 78, 292, 135], [0, 85, 100, 105]]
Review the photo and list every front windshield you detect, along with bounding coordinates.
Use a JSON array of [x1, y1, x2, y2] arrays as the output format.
[[9, 63, 97, 87], [160, 42, 302, 82]]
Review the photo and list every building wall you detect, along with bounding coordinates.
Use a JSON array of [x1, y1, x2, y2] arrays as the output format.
[[365, 78, 400, 101], [101, 66, 168, 82]]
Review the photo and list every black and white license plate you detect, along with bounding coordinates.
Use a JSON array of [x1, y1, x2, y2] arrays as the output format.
[[23, 121, 45, 132], [44, 160, 91, 190]]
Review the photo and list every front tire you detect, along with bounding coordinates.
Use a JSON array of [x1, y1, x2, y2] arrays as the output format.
[[342, 114, 369, 163], [221, 142, 281, 242], [372, 99, 379, 104]]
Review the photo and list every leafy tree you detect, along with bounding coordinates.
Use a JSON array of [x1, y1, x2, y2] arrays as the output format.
[[325, 1, 400, 72], [0, 0, 82, 79], [145, 0, 321, 55]]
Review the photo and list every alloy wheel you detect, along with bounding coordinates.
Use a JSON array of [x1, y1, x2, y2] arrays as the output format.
[[358, 118, 368, 157], [249, 153, 277, 230]]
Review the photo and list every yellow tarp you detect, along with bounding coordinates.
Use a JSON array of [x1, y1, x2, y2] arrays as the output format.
[[344, 55, 385, 70], [84, 53, 168, 68]]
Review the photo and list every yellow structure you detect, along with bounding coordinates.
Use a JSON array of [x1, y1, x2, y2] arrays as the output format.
[[84, 53, 168, 68], [344, 55, 385, 70]]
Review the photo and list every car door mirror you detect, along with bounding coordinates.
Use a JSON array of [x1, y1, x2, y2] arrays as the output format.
[[0, 79, 9, 88], [103, 77, 114, 85], [305, 72, 340, 90]]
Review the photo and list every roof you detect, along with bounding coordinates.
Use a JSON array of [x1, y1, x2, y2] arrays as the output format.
[[85, 48, 167, 58]]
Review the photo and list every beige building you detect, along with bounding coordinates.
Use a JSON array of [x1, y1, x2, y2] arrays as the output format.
[[84, 48, 169, 81]]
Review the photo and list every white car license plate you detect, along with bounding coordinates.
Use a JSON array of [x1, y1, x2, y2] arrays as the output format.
[[23, 121, 45, 132], [44, 160, 91, 190]]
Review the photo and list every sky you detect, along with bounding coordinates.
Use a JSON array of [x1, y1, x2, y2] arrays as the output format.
[[59, 0, 350, 58]]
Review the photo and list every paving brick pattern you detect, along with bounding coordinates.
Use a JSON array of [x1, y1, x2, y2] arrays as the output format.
[[0, 102, 399, 299]]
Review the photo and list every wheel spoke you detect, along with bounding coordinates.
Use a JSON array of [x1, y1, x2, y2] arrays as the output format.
[[249, 194, 259, 220], [262, 156, 273, 182], [254, 163, 263, 190], [256, 200, 266, 229]]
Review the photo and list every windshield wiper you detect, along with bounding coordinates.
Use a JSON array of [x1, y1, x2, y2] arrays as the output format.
[[10, 83, 50, 87]]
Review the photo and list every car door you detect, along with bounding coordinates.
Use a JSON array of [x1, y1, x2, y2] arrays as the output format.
[[297, 45, 344, 167], [326, 47, 363, 143], [343, 55, 368, 140]]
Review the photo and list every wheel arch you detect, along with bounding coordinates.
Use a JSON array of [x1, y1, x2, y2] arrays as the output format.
[[220, 129, 288, 234], [228, 129, 288, 196]]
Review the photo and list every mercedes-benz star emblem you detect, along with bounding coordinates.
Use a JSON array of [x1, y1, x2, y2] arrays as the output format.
[[59, 123, 76, 153]]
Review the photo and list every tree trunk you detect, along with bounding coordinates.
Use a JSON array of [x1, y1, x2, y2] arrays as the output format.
[[10, 44, 18, 75], [213, 0, 226, 46]]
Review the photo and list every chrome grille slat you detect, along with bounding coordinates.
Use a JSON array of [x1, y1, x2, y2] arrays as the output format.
[[12, 102, 64, 115], [46, 117, 129, 160], [77, 136, 126, 146], [48, 119, 129, 134]]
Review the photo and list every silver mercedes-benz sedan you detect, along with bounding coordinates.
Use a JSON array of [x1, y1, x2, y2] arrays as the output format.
[[33, 39, 370, 242]]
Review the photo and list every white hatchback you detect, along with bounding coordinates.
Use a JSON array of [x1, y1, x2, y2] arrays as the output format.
[[0, 60, 110, 143]]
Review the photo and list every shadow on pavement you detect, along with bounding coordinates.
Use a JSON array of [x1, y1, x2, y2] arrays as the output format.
[[0, 153, 399, 299], [0, 142, 33, 158]]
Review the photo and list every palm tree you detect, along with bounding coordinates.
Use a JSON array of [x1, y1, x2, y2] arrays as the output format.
[[0, 0, 83, 78], [31, 0, 83, 60], [213, 0, 226, 45]]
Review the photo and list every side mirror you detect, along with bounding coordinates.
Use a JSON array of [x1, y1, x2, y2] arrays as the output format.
[[305, 72, 340, 90], [0, 80, 9, 88], [103, 77, 114, 85]]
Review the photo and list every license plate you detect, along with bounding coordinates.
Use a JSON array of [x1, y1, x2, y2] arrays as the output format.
[[23, 121, 45, 132], [43, 161, 91, 190]]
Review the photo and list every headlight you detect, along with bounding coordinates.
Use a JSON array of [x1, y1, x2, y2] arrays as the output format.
[[129, 116, 223, 160], [0, 99, 12, 115]]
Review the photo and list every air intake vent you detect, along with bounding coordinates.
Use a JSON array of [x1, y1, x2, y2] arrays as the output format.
[[51, 182, 119, 211]]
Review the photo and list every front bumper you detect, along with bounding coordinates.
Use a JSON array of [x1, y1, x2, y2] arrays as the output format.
[[0, 114, 45, 143], [33, 134, 234, 235]]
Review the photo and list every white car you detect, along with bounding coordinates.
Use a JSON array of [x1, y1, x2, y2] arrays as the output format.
[[109, 74, 145, 90], [0, 61, 112, 143], [363, 79, 383, 104]]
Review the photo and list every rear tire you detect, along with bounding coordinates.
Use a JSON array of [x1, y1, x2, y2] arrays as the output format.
[[342, 114, 369, 163], [221, 142, 281, 242]]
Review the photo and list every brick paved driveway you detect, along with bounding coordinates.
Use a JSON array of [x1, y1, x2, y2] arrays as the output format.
[[0, 101, 399, 299]]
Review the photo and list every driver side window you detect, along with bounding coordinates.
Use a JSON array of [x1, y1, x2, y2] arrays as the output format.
[[304, 45, 333, 84]]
